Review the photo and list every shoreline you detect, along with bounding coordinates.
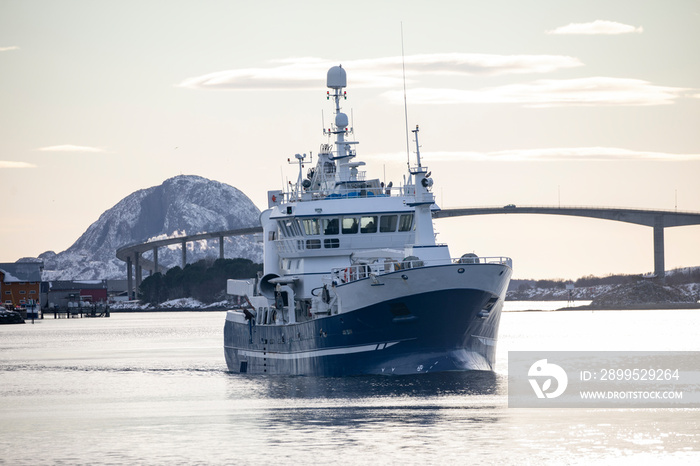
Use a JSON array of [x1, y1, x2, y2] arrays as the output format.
[[561, 302, 700, 311], [506, 302, 700, 312], [106, 302, 700, 313], [108, 307, 228, 313]]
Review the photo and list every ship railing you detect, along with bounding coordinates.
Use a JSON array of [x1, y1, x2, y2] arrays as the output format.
[[282, 184, 411, 202], [330, 256, 512, 284], [276, 238, 305, 254], [276, 233, 413, 254], [455, 256, 513, 267]]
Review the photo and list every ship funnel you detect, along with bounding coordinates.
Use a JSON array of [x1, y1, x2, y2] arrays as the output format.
[[327, 65, 346, 89]]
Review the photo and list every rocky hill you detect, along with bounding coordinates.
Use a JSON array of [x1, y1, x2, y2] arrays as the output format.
[[589, 281, 699, 308], [507, 267, 700, 303], [32, 175, 263, 280], [507, 274, 700, 309]]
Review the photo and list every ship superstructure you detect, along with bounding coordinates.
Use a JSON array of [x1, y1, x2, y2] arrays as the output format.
[[224, 65, 512, 376]]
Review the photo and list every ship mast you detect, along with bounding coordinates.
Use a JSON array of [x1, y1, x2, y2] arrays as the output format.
[[325, 66, 362, 187], [408, 125, 436, 246]]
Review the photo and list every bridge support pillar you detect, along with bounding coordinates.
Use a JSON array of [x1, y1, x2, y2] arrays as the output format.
[[153, 247, 159, 275], [181, 240, 187, 268], [219, 236, 225, 260], [134, 251, 142, 296], [126, 256, 133, 300], [653, 216, 665, 279]]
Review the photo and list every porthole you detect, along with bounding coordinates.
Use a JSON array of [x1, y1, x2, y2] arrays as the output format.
[[457, 268, 465, 274]]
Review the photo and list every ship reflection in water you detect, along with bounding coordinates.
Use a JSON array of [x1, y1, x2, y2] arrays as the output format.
[[242, 370, 500, 400]]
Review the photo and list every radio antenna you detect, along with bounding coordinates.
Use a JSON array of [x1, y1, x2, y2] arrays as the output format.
[[401, 22, 410, 169]]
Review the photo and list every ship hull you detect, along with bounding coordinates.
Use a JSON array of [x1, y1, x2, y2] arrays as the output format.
[[224, 264, 510, 376]]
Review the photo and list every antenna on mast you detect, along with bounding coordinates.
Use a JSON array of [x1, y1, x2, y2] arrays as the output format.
[[401, 22, 410, 170], [412, 125, 422, 168]]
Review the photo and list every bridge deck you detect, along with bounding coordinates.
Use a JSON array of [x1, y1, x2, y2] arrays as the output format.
[[433, 206, 700, 228]]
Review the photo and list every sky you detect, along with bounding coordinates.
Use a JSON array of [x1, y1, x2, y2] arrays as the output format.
[[1, 0, 699, 280]]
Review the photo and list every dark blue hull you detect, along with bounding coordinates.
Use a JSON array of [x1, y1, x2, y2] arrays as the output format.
[[224, 288, 502, 376]]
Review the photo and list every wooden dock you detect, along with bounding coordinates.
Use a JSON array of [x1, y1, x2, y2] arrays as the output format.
[[52, 305, 111, 319]]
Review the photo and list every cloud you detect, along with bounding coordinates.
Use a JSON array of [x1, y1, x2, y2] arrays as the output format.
[[383, 77, 689, 107], [478, 147, 700, 161], [354, 53, 583, 76], [547, 20, 643, 35], [178, 58, 331, 90], [0, 46, 19, 52], [38, 144, 106, 153], [178, 54, 583, 90], [369, 147, 700, 163], [0, 161, 36, 168]]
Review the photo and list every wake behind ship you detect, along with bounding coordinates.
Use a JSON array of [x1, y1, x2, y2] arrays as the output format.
[[224, 65, 512, 376]]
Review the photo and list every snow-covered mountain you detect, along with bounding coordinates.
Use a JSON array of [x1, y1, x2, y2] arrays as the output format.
[[36, 175, 263, 280]]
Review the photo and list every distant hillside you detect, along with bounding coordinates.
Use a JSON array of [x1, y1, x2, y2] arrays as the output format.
[[32, 175, 263, 280], [507, 267, 700, 302]]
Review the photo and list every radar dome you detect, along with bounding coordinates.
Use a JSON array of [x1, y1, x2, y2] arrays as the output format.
[[327, 66, 347, 89], [335, 112, 349, 128]]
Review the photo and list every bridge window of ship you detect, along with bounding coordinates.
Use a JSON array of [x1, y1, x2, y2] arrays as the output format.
[[281, 221, 292, 236], [360, 216, 377, 233], [302, 218, 320, 236], [379, 215, 398, 232], [342, 217, 359, 234], [398, 214, 414, 232], [280, 220, 297, 237], [277, 221, 289, 237], [322, 218, 339, 235], [285, 219, 302, 236], [279, 220, 306, 238]]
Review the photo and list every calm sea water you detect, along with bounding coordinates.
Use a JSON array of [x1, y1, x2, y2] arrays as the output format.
[[1, 302, 699, 465]]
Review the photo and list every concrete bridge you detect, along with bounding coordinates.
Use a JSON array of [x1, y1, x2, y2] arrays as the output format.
[[434, 205, 700, 279], [116, 227, 263, 299], [115, 206, 700, 298]]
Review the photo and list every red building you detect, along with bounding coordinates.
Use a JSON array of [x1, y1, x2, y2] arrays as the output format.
[[0, 262, 43, 308]]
